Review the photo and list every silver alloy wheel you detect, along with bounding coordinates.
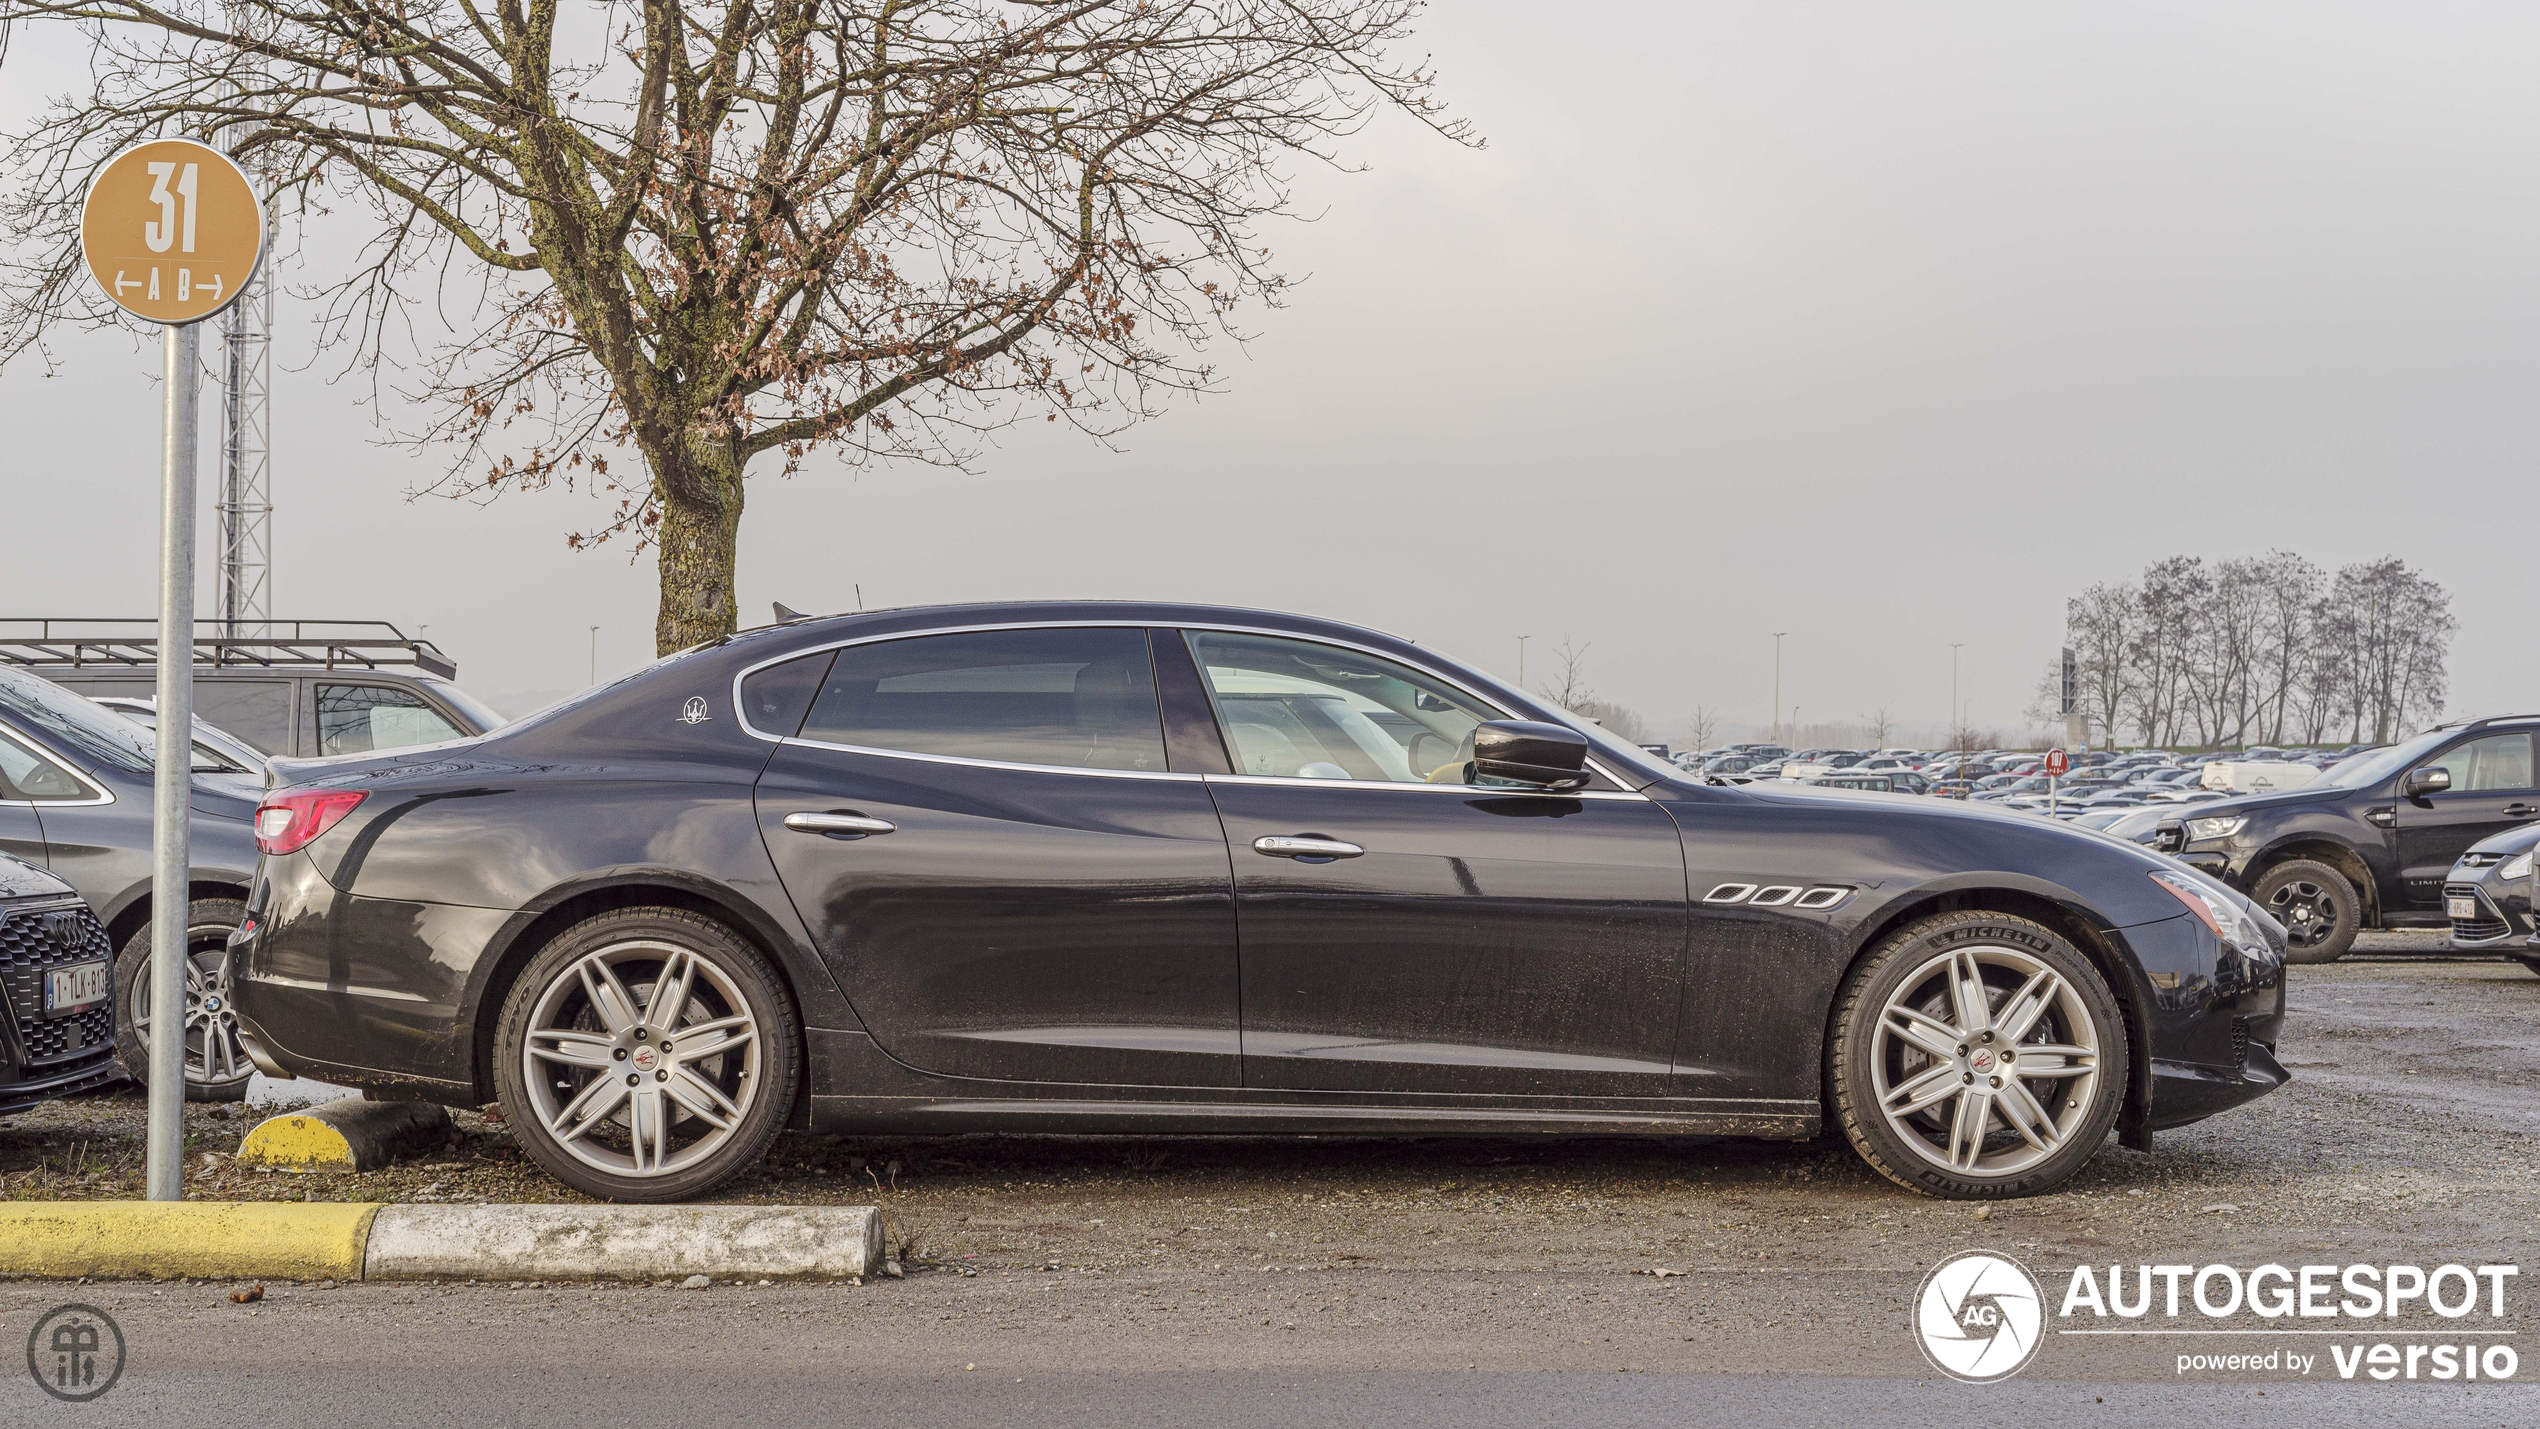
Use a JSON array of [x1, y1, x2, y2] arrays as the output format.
[[519, 938, 762, 1178], [1870, 944, 2103, 1178], [129, 943, 247, 1087]]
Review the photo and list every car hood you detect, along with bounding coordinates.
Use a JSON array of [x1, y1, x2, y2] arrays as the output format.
[[2156, 786, 2345, 822], [0, 852, 76, 901], [2463, 821, 2540, 859]]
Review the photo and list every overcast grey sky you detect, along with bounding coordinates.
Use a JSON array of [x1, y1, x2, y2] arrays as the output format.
[[6, 1, 2536, 733]]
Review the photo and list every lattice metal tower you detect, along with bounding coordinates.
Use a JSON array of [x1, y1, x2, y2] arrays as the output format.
[[217, 212, 274, 642]]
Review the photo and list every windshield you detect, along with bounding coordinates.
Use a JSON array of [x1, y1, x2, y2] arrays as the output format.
[[0, 666, 158, 774], [2314, 731, 2448, 791]]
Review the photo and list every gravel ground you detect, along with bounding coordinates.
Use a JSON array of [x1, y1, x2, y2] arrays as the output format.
[[7, 930, 2534, 1285]]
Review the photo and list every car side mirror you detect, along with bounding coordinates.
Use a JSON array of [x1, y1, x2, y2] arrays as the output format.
[[1472, 720, 1591, 791], [2405, 766, 2451, 797]]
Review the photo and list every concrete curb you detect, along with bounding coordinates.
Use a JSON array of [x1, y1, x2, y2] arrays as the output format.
[[364, 1204, 884, 1281], [236, 1096, 454, 1172], [0, 1202, 378, 1281], [0, 1202, 883, 1283]]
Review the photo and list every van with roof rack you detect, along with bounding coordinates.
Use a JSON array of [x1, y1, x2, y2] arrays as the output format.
[[2155, 714, 2540, 963], [0, 618, 505, 759]]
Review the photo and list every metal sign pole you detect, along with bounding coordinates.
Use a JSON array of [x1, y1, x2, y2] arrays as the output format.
[[144, 318, 200, 1203]]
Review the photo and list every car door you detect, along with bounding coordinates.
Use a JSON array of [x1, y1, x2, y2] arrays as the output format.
[[1176, 629, 1687, 1099], [2395, 731, 2540, 907], [751, 625, 1242, 1088]]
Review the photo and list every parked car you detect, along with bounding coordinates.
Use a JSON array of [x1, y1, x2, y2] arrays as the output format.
[[2441, 823, 2540, 971], [232, 600, 2286, 1204], [0, 665, 263, 1098], [2158, 716, 2540, 963], [2, 619, 505, 759], [1800, 772, 1895, 792], [90, 696, 269, 776], [0, 853, 122, 1116]]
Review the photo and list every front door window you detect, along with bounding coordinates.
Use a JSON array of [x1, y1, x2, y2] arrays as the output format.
[[1185, 631, 1497, 784]]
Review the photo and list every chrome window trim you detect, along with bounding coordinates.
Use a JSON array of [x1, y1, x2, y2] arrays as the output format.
[[1204, 772, 1648, 802], [731, 617, 1647, 795], [771, 734, 1198, 783], [0, 720, 116, 808]]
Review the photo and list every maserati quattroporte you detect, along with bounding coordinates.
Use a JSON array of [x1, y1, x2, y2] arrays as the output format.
[[228, 603, 2287, 1201]]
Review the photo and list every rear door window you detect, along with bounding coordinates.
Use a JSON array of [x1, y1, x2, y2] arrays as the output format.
[[316, 683, 467, 755], [193, 679, 295, 754], [799, 628, 1167, 773]]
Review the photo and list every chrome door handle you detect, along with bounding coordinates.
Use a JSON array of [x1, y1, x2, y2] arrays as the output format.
[[783, 812, 897, 837], [2508, 804, 2539, 819], [1252, 835, 1364, 859]]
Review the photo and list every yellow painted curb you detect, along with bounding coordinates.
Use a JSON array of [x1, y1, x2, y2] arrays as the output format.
[[237, 1113, 359, 1171], [0, 1201, 378, 1281]]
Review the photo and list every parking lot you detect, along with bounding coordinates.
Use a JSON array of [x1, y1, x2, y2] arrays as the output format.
[[9, 934, 2537, 1422]]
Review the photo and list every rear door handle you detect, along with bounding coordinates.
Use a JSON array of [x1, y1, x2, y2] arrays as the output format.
[[1252, 835, 1365, 859], [783, 812, 898, 837]]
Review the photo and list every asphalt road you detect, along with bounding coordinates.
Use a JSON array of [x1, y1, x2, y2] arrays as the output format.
[[8, 934, 2538, 1425], [5, 1273, 2534, 1427]]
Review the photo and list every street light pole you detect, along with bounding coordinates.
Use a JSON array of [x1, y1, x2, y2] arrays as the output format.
[[1516, 635, 1529, 690], [1949, 643, 1966, 736], [589, 626, 600, 687], [1772, 632, 1788, 743]]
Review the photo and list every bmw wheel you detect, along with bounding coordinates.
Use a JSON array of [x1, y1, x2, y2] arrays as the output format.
[[494, 907, 799, 1202], [2250, 859, 2359, 964], [114, 897, 252, 1102], [1830, 912, 2129, 1199]]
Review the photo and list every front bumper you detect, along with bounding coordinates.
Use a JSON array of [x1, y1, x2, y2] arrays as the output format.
[[2124, 908, 2289, 1132]]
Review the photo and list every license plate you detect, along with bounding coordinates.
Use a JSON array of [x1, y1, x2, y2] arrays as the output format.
[[42, 960, 109, 1017], [2447, 896, 2478, 921]]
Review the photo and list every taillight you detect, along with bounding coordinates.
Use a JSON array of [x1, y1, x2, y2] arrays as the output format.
[[254, 789, 368, 855]]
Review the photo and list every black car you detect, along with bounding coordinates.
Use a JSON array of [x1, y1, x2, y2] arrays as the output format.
[[0, 853, 121, 1115], [2157, 716, 2540, 963], [0, 666, 264, 1098], [230, 602, 2287, 1203], [2442, 823, 2540, 973]]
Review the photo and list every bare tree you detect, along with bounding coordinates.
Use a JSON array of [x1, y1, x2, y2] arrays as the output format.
[[1535, 635, 1593, 712], [1684, 704, 1718, 753], [0, 0, 1469, 652], [1865, 706, 1892, 750]]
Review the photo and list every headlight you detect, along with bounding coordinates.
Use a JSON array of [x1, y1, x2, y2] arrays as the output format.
[[2184, 815, 2247, 842], [2501, 851, 2534, 883], [2151, 870, 2274, 959]]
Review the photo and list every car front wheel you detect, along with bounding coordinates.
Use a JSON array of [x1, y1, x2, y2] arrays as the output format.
[[2251, 859, 2360, 964], [494, 907, 799, 1203], [115, 897, 252, 1102], [1829, 912, 2130, 1200]]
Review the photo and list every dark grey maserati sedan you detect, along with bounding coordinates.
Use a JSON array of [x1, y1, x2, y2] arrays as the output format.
[[229, 602, 2288, 1202]]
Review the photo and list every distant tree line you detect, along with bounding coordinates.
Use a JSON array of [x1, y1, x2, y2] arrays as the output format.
[[2058, 554, 2455, 749]]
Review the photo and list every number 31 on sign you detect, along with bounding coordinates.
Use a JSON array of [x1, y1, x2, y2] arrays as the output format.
[[79, 137, 263, 326]]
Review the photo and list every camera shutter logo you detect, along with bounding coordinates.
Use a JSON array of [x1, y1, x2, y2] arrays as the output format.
[[1914, 1251, 2045, 1383], [27, 1304, 126, 1402]]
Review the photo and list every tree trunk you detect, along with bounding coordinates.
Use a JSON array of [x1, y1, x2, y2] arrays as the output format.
[[651, 432, 746, 656]]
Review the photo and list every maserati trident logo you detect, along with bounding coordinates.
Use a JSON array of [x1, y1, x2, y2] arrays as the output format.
[[678, 696, 711, 725], [1914, 1250, 2045, 1382]]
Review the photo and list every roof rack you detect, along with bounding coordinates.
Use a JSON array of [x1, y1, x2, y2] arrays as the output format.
[[0, 618, 458, 680]]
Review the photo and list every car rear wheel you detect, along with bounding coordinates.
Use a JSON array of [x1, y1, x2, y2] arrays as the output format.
[[1829, 912, 2129, 1200], [115, 897, 252, 1102], [2251, 859, 2360, 964], [494, 908, 799, 1203]]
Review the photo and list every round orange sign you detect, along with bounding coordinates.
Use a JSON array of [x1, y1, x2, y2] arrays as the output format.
[[79, 138, 265, 325]]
